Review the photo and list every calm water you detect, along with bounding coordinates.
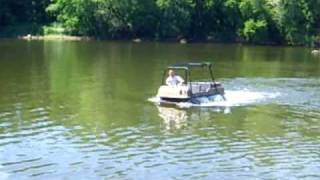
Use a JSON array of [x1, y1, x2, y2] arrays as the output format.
[[0, 40, 320, 179]]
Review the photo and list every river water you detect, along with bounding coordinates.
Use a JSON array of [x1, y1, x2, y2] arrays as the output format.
[[0, 40, 319, 179]]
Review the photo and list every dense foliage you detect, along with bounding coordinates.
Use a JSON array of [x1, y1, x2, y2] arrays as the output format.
[[0, 0, 319, 45]]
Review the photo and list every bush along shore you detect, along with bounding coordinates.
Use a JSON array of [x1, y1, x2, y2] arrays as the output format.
[[1, 0, 320, 46]]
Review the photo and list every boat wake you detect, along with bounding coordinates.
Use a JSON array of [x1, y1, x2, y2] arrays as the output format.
[[149, 78, 320, 109], [0, 165, 9, 180], [149, 90, 279, 108]]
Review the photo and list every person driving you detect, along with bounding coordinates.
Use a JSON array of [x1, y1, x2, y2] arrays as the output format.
[[166, 69, 184, 86]]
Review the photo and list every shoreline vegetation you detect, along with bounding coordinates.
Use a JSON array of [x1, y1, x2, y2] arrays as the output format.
[[1, 0, 320, 46]]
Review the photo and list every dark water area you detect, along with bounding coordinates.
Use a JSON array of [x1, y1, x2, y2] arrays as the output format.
[[0, 40, 319, 179]]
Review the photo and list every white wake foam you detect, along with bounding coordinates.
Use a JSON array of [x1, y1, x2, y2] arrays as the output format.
[[149, 90, 279, 108], [0, 165, 9, 180]]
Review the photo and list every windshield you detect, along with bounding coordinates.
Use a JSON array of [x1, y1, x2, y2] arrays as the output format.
[[188, 67, 213, 82]]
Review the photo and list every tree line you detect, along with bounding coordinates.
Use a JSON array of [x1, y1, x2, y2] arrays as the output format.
[[1, 0, 319, 45]]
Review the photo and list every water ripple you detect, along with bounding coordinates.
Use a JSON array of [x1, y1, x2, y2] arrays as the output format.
[[0, 78, 320, 179]]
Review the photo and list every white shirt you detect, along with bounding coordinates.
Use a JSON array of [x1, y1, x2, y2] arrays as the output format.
[[166, 75, 184, 86]]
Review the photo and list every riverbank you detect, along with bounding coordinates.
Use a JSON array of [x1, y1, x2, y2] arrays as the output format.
[[18, 34, 92, 41], [1, 24, 319, 45], [1, 32, 319, 48], [14, 35, 317, 48]]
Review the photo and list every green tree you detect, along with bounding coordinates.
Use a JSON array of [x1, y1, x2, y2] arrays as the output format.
[[46, 0, 97, 35], [1, 0, 319, 45], [270, 0, 320, 45], [156, 0, 192, 38], [241, 19, 267, 42]]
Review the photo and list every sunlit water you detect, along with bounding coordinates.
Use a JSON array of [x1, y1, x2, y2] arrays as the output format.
[[0, 40, 320, 179]]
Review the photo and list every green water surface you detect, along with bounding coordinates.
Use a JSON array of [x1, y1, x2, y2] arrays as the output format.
[[0, 40, 319, 179]]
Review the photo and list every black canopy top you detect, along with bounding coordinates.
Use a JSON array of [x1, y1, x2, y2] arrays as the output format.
[[167, 62, 212, 70]]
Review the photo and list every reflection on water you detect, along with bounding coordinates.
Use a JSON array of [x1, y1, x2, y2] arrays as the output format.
[[157, 106, 188, 129], [157, 106, 232, 130], [0, 40, 320, 179]]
